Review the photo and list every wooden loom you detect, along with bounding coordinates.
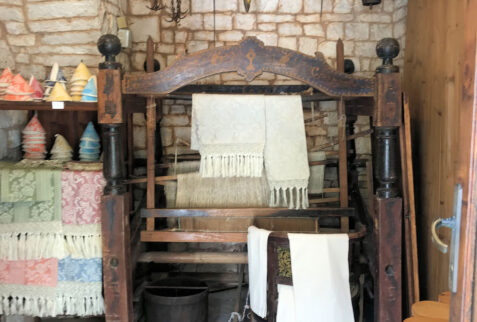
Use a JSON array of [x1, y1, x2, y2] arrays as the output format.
[[96, 35, 405, 321]]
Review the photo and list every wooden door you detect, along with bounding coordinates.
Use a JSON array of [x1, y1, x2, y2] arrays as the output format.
[[451, 0, 477, 320]]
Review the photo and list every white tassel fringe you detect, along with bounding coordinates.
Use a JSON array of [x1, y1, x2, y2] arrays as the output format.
[[0, 232, 102, 260], [269, 186, 309, 209], [200, 154, 263, 178], [0, 294, 103, 317]]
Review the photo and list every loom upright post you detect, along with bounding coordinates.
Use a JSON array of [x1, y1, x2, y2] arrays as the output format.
[[373, 37, 403, 322], [97, 34, 133, 321]]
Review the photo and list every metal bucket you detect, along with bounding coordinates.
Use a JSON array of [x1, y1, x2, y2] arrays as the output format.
[[144, 278, 208, 322]]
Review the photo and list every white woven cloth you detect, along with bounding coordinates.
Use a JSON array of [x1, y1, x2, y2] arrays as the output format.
[[247, 226, 271, 318], [191, 94, 266, 177], [265, 96, 309, 209], [277, 284, 296, 322], [288, 233, 354, 322]]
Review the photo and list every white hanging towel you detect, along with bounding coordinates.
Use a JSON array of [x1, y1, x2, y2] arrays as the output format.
[[287, 233, 354, 322], [264, 96, 310, 209], [191, 94, 266, 178], [247, 226, 271, 318], [277, 284, 297, 322]]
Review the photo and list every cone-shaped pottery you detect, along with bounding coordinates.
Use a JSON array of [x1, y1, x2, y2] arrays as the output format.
[[79, 122, 101, 162], [29, 76, 44, 101], [50, 134, 73, 161], [0, 68, 13, 99], [4, 74, 34, 101], [71, 62, 91, 82], [81, 122, 100, 142], [46, 63, 59, 83], [22, 114, 46, 160], [23, 114, 46, 134], [50, 134, 72, 153], [47, 82, 72, 101], [81, 76, 97, 95], [0, 68, 13, 86]]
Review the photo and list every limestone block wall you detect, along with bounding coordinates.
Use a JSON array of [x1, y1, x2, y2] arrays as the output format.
[[127, 0, 407, 160], [0, 0, 126, 160]]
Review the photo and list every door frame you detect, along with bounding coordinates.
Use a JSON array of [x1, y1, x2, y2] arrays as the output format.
[[451, 0, 477, 320]]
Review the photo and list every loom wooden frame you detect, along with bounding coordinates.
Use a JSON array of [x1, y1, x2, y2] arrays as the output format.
[[96, 36, 404, 322]]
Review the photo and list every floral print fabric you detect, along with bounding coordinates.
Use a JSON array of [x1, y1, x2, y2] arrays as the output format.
[[61, 170, 105, 225]]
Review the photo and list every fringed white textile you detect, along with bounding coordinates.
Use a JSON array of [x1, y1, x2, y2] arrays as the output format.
[[247, 226, 271, 318], [0, 283, 103, 317], [265, 96, 310, 209], [0, 224, 102, 260], [191, 94, 266, 178], [288, 233, 354, 322]]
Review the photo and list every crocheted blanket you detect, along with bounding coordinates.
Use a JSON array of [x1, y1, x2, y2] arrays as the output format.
[[0, 162, 104, 317]]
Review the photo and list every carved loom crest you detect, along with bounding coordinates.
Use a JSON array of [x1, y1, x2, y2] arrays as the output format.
[[123, 37, 375, 97]]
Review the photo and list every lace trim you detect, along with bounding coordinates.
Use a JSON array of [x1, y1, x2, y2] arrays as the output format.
[[0, 282, 103, 317]]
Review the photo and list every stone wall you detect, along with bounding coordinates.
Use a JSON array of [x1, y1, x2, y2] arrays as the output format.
[[127, 0, 407, 78], [127, 0, 407, 159], [0, 0, 126, 160]]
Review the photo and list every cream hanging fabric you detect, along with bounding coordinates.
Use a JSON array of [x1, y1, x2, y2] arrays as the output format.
[[191, 94, 266, 178], [191, 94, 310, 209], [287, 233, 354, 322], [265, 96, 309, 209], [247, 226, 271, 318]]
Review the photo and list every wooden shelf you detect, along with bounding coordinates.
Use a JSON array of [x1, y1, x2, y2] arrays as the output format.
[[0, 100, 97, 112], [141, 230, 247, 243], [141, 207, 355, 218], [138, 251, 248, 264]]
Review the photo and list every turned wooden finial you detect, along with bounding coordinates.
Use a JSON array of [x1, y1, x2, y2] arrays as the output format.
[[98, 34, 122, 70], [376, 38, 400, 73]]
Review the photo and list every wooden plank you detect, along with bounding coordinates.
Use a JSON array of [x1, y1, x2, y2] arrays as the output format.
[[122, 37, 375, 97], [345, 97, 375, 116], [146, 36, 156, 231], [400, 94, 420, 308], [366, 160, 374, 218], [141, 230, 247, 243], [309, 197, 340, 204], [141, 207, 355, 218], [138, 252, 248, 264], [338, 98, 349, 232], [101, 194, 133, 321], [0, 100, 97, 111], [375, 197, 402, 322]]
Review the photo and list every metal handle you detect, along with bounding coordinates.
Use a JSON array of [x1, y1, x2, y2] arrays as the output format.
[[431, 217, 455, 254], [430, 184, 463, 292]]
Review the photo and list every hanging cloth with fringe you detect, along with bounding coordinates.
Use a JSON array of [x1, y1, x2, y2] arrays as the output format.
[[0, 162, 104, 317], [191, 94, 266, 178], [264, 95, 310, 209]]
